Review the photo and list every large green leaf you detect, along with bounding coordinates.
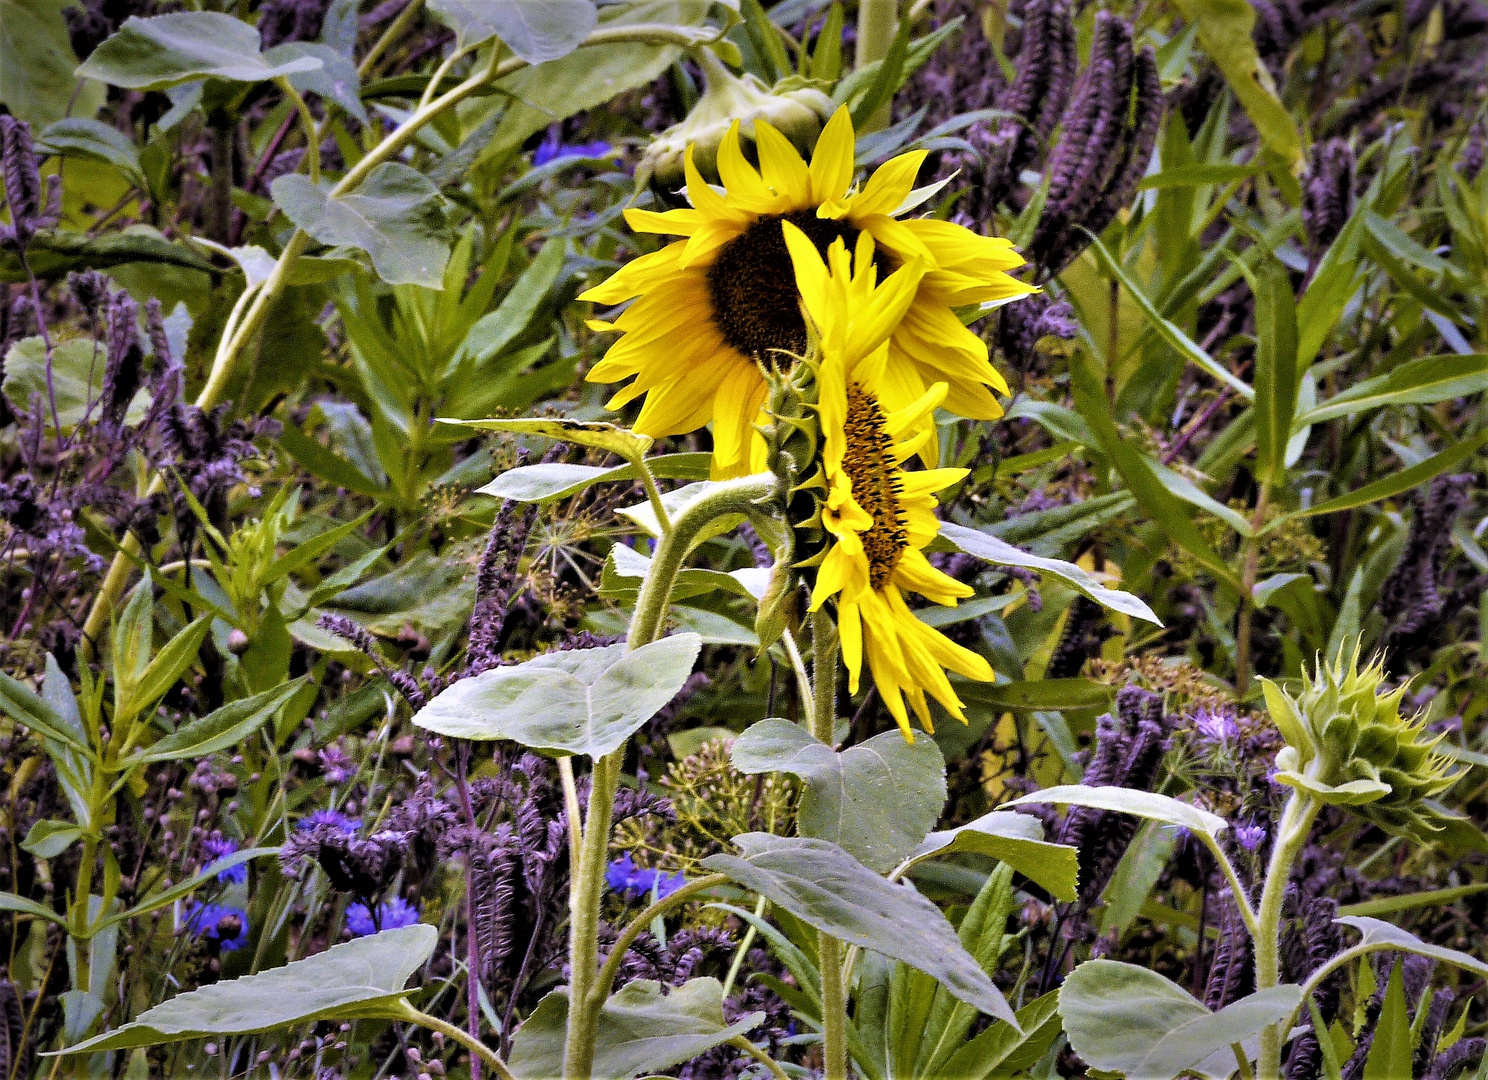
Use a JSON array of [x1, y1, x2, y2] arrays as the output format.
[[731, 718, 946, 873], [39, 118, 145, 187], [57, 925, 437, 1053], [1297, 354, 1488, 425], [939, 522, 1160, 625], [272, 164, 449, 288], [0, 0, 98, 126], [411, 635, 702, 757], [76, 12, 321, 89], [700, 834, 1019, 1027], [1005, 784, 1229, 838], [2, 337, 151, 431], [133, 679, 308, 765], [1335, 916, 1488, 979], [509, 978, 762, 1080], [904, 811, 1079, 903], [1165, 0, 1302, 165], [427, 0, 596, 59], [264, 42, 368, 123], [1059, 960, 1302, 1080]]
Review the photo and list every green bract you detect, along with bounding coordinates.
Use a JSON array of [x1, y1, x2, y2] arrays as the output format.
[[639, 47, 833, 191], [1261, 641, 1459, 839]]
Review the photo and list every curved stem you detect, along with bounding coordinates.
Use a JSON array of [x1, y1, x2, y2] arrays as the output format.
[[728, 1035, 791, 1080], [590, 873, 729, 1008], [626, 475, 776, 649], [395, 1001, 518, 1080], [808, 607, 847, 1080], [1254, 789, 1319, 1080], [359, 0, 425, 77], [1194, 831, 1261, 939], [275, 77, 320, 183]]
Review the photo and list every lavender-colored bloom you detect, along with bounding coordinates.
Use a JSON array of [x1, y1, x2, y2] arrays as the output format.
[[318, 743, 354, 785], [534, 129, 617, 167], [606, 854, 686, 901], [0, 116, 60, 249], [345, 897, 421, 937], [298, 809, 360, 834], [1234, 821, 1266, 851], [1194, 706, 1241, 746], [202, 834, 247, 884], [185, 903, 249, 952]]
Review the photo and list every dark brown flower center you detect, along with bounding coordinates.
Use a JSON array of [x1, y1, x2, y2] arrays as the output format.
[[842, 381, 907, 590], [706, 210, 887, 363]]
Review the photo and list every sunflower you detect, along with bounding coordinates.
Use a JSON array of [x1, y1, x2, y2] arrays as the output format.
[[784, 223, 994, 742], [580, 105, 1035, 478]]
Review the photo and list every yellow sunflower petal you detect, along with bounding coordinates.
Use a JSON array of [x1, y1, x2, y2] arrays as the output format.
[[753, 120, 811, 205], [808, 105, 856, 205], [716, 121, 779, 213], [848, 149, 928, 218], [902, 217, 1027, 272], [710, 360, 768, 477], [838, 599, 865, 694], [622, 207, 702, 236]]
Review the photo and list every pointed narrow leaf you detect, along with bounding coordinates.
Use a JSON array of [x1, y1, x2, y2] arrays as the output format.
[[1249, 257, 1299, 484], [135, 679, 307, 764], [1297, 354, 1488, 425], [1336, 916, 1488, 979], [905, 811, 1079, 902], [0, 669, 92, 756], [445, 416, 653, 460], [1298, 428, 1488, 518], [701, 834, 1019, 1028]]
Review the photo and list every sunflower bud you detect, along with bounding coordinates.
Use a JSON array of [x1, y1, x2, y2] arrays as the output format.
[[751, 353, 826, 649], [1261, 641, 1459, 840], [640, 48, 834, 194]]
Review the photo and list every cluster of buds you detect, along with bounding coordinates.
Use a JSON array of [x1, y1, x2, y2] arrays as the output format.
[[751, 356, 824, 649], [1262, 642, 1460, 841], [640, 48, 834, 195], [1025, 12, 1164, 278], [0, 117, 60, 252]]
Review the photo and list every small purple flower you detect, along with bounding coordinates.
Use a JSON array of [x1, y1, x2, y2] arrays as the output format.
[[185, 902, 249, 952], [533, 128, 617, 167], [298, 809, 360, 834], [202, 833, 247, 884], [345, 896, 421, 937], [606, 854, 686, 901], [1234, 821, 1267, 851], [1193, 706, 1240, 746], [318, 743, 355, 785]]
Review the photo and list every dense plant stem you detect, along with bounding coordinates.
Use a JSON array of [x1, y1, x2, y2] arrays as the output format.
[[562, 472, 776, 1078], [1254, 787, 1319, 1080], [809, 608, 848, 1080]]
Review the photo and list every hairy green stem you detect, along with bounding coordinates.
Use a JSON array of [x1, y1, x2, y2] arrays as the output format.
[[394, 1001, 518, 1080], [591, 873, 730, 1007], [1254, 788, 1319, 1080], [808, 608, 848, 1080], [728, 1035, 792, 1080]]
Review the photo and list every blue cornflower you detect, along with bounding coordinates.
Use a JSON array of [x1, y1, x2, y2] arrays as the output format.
[[185, 902, 249, 952], [202, 834, 246, 884], [345, 897, 421, 937], [605, 854, 686, 902], [533, 128, 617, 167], [298, 809, 360, 834], [1193, 706, 1240, 746]]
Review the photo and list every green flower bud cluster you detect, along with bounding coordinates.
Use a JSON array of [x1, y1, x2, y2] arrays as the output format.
[[751, 353, 825, 649], [640, 48, 834, 192], [1261, 641, 1460, 841]]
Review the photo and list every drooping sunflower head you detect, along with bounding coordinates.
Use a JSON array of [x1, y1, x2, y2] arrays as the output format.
[[781, 225, 995, 743], [581, 105, 1036, 478]]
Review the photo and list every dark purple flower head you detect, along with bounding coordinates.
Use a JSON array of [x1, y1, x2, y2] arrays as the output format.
[[298, 808, 361, 834], [0, 116, 60, 249], [202, 833, 247, 884], [185, 902, 249, 952], [606, 854, 686, 901], [345, 896, 421, 937]]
